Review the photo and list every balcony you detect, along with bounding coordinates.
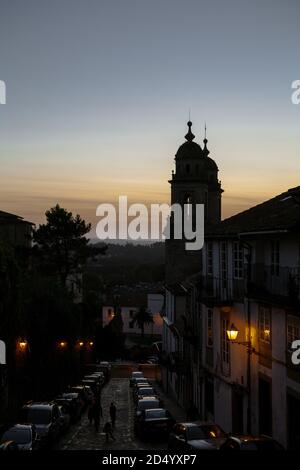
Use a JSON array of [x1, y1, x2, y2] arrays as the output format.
[[249, 264, 300, 307], [199, 276, 245, 306], [199, 266, 300, 308]]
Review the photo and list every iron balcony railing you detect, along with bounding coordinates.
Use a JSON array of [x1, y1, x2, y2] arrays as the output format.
[[200, 266, 300, 304]]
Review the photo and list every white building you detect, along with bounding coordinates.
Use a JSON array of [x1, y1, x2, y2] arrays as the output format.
[[163, 186, 300, 449], [103, 293, 164, 337]]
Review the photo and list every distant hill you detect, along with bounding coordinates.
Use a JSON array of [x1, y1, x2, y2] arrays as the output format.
[[87, 242, 165, 285]]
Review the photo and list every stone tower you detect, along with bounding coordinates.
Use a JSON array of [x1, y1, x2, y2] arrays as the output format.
[[165, 121, 223, 284]]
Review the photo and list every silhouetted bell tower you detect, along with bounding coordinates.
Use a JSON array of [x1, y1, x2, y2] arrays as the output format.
[[165, 121, 223, 284]]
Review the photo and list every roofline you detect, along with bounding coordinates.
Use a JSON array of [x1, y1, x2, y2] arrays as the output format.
[[205, 229, 291, 239], [239, 229, 289, 236]]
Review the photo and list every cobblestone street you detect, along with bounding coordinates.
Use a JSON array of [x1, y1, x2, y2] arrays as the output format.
[[60, 377, 185, 450]]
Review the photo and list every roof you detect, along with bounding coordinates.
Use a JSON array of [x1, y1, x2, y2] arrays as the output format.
[[207, 186, 300, 237], [0, 210, 34, 226]]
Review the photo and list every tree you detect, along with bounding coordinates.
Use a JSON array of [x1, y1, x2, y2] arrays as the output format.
[[33, 204, 103, 286], [133, 306, 153, 338], [96, 305, 125, 360]]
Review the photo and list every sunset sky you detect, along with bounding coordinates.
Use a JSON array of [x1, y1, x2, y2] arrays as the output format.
[[0, 0, 299, 236]]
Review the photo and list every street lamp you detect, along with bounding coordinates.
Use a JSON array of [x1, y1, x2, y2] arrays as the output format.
[[18, 340, 28, 350], [226, 323, 254, 350], [226, 322, 255, 435], [226, 324, 239, 341]]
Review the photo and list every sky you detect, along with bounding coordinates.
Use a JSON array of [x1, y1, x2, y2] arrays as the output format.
[[0, 0, 299, 235]]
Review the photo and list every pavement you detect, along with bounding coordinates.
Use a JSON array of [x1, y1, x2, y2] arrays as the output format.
[[59, 377, 185, 450]]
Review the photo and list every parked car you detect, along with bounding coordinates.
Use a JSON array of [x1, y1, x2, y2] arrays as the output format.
[[55, 393, 83, 423], [0, 441, 19, 451], [130, 371, 144, 387], [133, 381, 150, 391], [146, 356, 159, 364], [81, 379, 98, 393], [19, 402, 61, 447], [135, 408, 175, 440], [132, 378, 149, 390], [98, 362, 111, 382], [168, 422, 227, 451], [99, 361, 111, 371], [134, 387, 158, 403], [219, 435, 285, 451], [57, 405, 71, 434], [134, 398, 160, 421], [91, 372, 105, 385], [68, 385, 94, 406], [1, 424, 39, 451]]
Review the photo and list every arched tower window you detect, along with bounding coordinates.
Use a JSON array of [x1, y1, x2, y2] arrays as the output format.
[[184, 194, 193, 217], [186, 164, 190, 174]]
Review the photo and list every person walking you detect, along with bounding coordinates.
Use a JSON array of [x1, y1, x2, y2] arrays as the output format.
[[109, 402, 117, 428], [88, 398, 95, 425], [103, 421, 116, 442], [93, 397, 103, 432]]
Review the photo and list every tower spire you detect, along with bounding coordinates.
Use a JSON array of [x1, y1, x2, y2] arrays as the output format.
[[203, 122, 210, 156], [185, 120, 195, 142]]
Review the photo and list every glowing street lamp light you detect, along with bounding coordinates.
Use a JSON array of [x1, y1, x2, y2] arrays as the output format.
[[226, 323, 239, 342], [59, 341, 67, 349], [19, 340, 28, 350], [89, 341, 94, 347]]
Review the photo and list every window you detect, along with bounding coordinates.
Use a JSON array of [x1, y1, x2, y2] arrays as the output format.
[[207, 309, 213, 347], [271, 241, 280, 276], [129, 309, 134, 318], [207, 242, 213, 276], [221, 317, 230, 365], [259, 307, 271, 343], [220, 242, 228, 289], [204, 192, 208, 220], [186, 164, 190, 174], [287, 317, 300, 351], [129, 320, 134, 329], [108, 308, 112, 316], [233, 242, 243, 279]]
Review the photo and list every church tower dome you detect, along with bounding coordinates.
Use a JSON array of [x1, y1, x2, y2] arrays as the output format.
[[165, 121, 223, 284]]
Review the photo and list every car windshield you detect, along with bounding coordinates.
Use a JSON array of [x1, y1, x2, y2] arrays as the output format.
[[138, 401, 159, 411], [145, 409, 167, 419], [139, 388, 154, 395], [2, 429, 31, 444], [188, 424, 225, 440], [132, 372, 143, 378], [20, 408, 51, 425]]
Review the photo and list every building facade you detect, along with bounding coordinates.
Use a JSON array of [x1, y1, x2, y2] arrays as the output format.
[[103, 293, 164, 337], [162, 123, 300, 448]]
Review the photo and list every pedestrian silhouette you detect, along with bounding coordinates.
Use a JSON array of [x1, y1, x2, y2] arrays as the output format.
[[103, 421, 116, 442], [93, 397, 103, 432], [110, 402, 117, 428]]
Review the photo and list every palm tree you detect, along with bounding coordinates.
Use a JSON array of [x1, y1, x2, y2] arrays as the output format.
[[133, 306, 153, 339]]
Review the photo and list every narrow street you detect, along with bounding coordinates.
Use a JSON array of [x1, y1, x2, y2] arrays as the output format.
[[59, 378, 185, 450]]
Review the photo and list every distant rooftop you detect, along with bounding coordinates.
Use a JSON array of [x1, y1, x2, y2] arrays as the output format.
[[207, 186, 300, 237], [0, 210, 34, 225]]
